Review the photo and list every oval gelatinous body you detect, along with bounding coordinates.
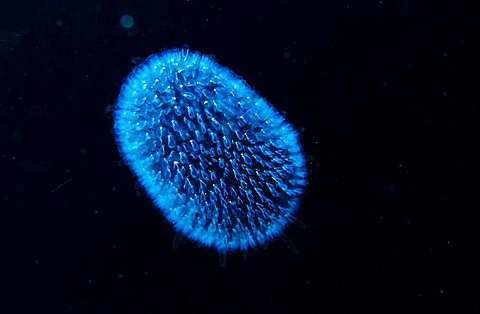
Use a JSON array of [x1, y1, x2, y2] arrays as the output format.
[[114, 48, 307, 253]]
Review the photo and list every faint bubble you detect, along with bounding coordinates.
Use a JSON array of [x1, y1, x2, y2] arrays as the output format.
[[80, 147, 88, 156], [38, 38, 49, 49], [29, 105, 42, 118], [120, 15, 134, 29], [11, 130, 23, 143]]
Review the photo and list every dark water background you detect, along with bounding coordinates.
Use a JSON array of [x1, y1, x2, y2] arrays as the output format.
[[1, 0, 477, 313]]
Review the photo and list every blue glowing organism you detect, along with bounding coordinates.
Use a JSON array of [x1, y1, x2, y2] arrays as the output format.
[[114, 48, 307, 253]]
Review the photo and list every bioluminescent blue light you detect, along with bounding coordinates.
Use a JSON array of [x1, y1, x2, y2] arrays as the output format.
[[114, 48, 307, 253]]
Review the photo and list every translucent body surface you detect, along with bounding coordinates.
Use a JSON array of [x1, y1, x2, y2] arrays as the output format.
[[114, 49, 307, 252]]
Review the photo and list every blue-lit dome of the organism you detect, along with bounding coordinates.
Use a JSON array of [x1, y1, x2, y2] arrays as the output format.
[[114, 48, 307, 253]]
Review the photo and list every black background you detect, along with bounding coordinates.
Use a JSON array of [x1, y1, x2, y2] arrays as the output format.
[[1, 0, 477, 313]]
